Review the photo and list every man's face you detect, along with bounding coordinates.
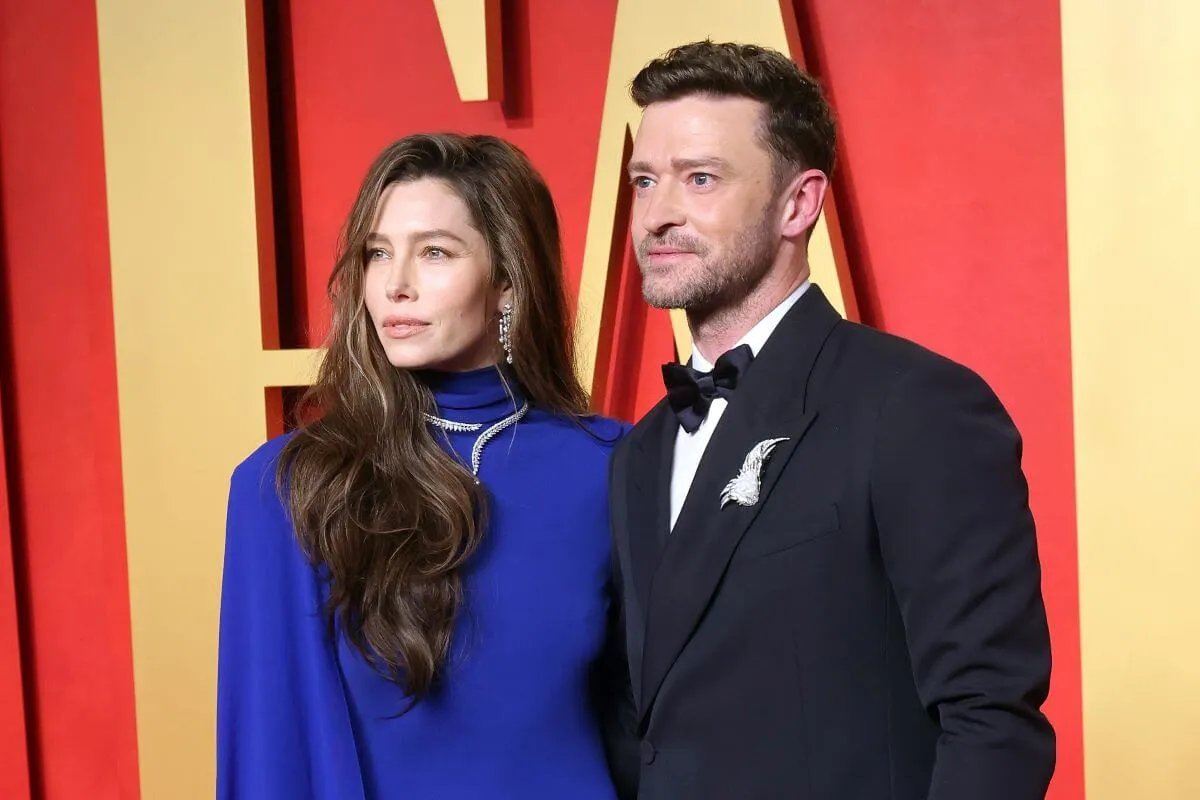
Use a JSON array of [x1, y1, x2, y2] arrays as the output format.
[[627, 94, 780, 312]]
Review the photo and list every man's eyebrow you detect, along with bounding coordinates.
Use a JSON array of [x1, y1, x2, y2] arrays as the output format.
[[626, 156, 731, 176], [670, 156, 730, 172]]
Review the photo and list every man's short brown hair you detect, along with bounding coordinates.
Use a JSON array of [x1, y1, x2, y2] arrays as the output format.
[[630, 40, 837, 181]]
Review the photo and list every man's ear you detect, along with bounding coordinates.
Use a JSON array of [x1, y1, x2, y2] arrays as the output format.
[[779, 168, 829, 239]]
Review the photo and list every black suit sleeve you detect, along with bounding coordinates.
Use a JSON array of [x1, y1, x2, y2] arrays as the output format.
[[870, 358, 1055, 799], [591, 445, 639, 799]]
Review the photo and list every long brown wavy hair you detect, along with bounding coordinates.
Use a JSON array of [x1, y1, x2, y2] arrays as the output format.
[[278, 133, 589, 708]]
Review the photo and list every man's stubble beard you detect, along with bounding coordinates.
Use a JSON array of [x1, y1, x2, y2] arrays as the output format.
[[636, 214, 776, 316]]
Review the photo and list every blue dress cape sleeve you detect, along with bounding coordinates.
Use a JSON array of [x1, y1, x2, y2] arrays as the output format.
[[216, 436, 365, 800]]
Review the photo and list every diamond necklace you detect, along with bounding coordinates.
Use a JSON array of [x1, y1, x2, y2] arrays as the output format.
[[424, 400, 529, 477]]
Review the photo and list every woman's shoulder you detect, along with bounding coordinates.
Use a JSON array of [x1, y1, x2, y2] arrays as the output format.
[[535, 411, 633, 451], [222, 433, 324, 609], [576, 413, 635, 444], [227, 432, 299, 518], [231, 431, 294, 482]]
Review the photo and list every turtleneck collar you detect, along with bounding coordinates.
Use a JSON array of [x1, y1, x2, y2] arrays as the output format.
[[417, 365, 525, 425]]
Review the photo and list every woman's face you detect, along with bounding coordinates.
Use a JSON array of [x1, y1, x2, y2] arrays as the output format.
[[362, 178, 509, 372]]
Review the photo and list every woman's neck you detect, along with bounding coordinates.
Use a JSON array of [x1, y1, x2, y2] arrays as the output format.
[[416, 365, 524, 425]]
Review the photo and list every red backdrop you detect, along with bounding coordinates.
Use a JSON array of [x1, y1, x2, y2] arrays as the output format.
[[0, 1, 1081, 796]]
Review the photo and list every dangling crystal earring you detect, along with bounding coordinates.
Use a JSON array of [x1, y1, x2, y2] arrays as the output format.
[[499, 303, 513, 364]]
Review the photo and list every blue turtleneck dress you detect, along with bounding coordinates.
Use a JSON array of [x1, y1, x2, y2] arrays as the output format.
[[216, 368, 630, 799]]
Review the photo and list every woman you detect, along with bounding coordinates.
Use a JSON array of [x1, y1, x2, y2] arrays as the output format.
[[216, 133, 635, 799]]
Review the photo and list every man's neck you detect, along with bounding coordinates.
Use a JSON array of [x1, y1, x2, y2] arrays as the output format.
[[689, 265, 809, 364]]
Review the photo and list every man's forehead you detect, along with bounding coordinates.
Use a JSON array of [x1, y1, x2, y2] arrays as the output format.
[[639, 94, 765, 130], [631, 98, 769, 169]]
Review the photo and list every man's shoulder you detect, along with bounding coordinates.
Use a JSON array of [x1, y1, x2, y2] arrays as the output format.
[[830, 318, 992, 391], [827, 319, 1014, 436], [611, 400, 671, 462]]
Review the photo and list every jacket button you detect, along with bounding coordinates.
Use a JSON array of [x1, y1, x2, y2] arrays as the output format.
[[640, 739, 657, 764]]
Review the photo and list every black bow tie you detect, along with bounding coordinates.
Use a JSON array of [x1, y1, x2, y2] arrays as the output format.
[[662, 344, 754, 434]]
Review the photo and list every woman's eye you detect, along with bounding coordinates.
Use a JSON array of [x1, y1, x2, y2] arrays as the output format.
[[422, 246, 449, 260], [366, 248, 389, 261]]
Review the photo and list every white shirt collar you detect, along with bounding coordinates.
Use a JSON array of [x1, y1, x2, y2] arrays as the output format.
[[690, 279, 811, 371]]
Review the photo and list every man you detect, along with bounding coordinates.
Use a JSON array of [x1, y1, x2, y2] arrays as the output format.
[[607, 40, 1055, 799]]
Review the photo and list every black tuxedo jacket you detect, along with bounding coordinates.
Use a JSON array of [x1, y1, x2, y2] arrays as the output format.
[[607, 285, 1055, 799]]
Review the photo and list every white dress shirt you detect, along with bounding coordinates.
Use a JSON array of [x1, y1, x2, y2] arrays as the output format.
[[669, 280, 811, 530]]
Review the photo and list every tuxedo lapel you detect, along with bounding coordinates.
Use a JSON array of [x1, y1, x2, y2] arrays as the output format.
[[637, 285, 842, 726], [623, 402, 676, 628]]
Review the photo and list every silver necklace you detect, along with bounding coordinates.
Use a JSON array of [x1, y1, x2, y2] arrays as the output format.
[[424, 400, 529, 477]]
